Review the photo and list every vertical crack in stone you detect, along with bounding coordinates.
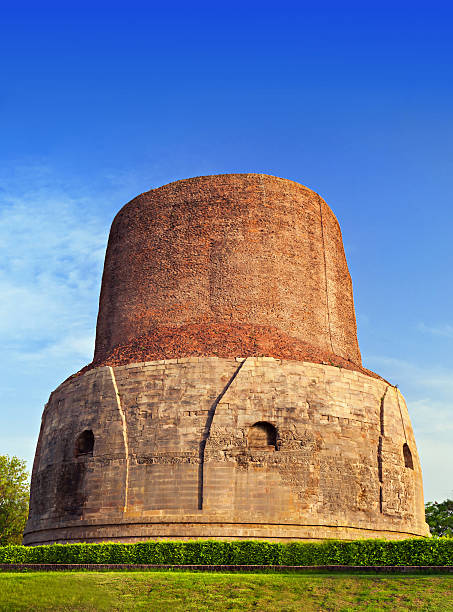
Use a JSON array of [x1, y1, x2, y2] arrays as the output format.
[[109, 366, 129, 513], [394, 386, 408, 443], [378, 386, 389, 512], [318, 195, 335, 355], [378, 437, 383, 484], [198, 358, 247, 510], [380, 387, 387, 438]]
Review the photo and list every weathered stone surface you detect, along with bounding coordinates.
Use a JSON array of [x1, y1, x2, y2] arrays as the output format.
[[24, 358, 428, 544], [24, 174, 428, 545]]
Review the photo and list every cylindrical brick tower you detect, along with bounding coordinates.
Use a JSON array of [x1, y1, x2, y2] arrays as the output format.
[[24, 174, 429, 545]]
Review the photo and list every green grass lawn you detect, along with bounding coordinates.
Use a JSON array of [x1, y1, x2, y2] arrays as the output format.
[[0, 571, 451, 612]]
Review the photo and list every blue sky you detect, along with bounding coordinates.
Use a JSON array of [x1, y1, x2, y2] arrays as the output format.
[[1, 1, 452, 501]]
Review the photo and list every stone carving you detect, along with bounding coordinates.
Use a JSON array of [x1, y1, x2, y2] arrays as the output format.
[[24, 174, 429, 545]]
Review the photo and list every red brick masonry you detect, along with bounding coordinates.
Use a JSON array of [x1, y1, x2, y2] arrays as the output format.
[[94, 174, 362, 367], [80, 322, 382, 380]]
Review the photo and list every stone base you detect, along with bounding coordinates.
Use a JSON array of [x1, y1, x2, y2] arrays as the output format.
[[24, 523, 426, 545], [24, 519, 426, 546], [24, 358, 429, 545]]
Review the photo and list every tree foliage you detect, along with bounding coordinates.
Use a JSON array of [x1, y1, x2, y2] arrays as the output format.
[[0, 455, 30, 545], [425, 499, 453, 537]]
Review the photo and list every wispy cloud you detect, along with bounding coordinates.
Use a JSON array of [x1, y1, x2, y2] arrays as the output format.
[[0, 162, 128, 468], [417, 436, 453, 502], [418, 322, 453, 339], [367, 355, 453, 398], [0, 162, 107, 368]]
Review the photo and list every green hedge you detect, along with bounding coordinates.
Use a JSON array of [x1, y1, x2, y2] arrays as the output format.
[[0, 538, 452, 566]]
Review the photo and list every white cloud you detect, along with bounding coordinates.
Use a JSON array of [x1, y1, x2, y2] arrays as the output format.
[[367, 355, 453, 398], [417, 437, 453, 502], [418, 322, 453, 339], [409, 398, 453, 436], [0, 163, 107, 367], [0, 162, 112, 468]]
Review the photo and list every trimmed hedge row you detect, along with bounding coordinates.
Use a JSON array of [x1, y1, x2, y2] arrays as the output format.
[[0, 539, 452, 566]]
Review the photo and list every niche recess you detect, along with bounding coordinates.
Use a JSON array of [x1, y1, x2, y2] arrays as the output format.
[[75, 430, 95, 458], [403, 443, 413, 469], [248, 422, 277, 450]]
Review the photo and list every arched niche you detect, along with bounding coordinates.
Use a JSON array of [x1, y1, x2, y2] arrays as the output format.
[[248, 422, 277, 450], [403, 443, 413, 469], [75, 429, 95, 458]]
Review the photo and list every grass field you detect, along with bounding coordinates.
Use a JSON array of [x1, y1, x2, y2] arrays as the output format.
[[0, 571, 452, 611]]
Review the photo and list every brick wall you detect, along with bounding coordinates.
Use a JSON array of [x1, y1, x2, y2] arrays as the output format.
[[93, 174, 361, 366]]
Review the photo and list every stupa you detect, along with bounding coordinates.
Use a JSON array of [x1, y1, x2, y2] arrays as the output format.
[[24, 174, 429, 544]]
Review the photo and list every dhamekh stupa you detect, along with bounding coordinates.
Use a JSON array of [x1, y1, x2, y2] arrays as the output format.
[[24, 174, 429, 545]]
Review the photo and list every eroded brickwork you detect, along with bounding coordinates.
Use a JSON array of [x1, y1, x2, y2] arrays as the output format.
[[24, 358, 428, 544], [93, 174, 361, 367]]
